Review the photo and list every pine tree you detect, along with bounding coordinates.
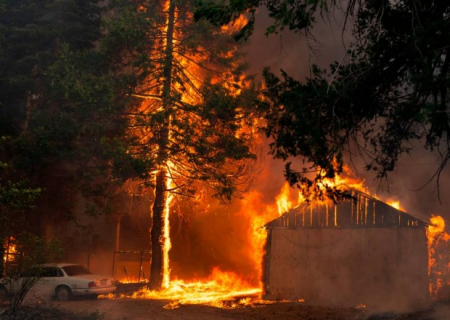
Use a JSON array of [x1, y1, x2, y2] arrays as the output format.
[[105, 0, 257, 289], [1, 0, 150, 235], [0, 0, 102, 135]]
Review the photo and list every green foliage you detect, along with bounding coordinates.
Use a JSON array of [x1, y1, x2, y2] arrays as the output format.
[[1, 0, 153, 224], [260, 1, 450, 190], [0, 168, 41, 211], [0, 0, 102, 135], [14, 45, 151, 178], [0, 178, 40, 210], [12, 45, 153, 218], [0, 137, 41, 240], [2, 234, 64, 312], [15, 234, 64, 267]]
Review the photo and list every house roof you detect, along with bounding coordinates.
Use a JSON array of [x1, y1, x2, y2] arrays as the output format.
[[266, 188, 429, 229]]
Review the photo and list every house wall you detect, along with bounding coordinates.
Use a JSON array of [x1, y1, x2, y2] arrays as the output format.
[[263, 228, 429, 312]]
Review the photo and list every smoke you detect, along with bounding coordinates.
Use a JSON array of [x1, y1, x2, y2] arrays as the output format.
[[348, 141, 450, 224], [245, 8, 351, 79]]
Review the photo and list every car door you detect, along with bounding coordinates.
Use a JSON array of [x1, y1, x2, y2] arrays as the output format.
[[29, 267, 61, 300]]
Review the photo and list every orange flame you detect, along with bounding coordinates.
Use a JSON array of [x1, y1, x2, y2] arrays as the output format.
[[386, 200, 406, 212], [3, 238, 17, 263], [220, 15, 248, 34], [324, 165, 369, 194], [427, 214, 450, 297], [163, 163, 175, 288], [428, 215, 448, 236], [241, 190, 282, 287], [276, 183, 294, 215], [116, 268, 260, 309]]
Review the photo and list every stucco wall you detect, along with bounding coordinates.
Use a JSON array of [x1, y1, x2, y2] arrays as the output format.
[[263, 228, 429, 311]]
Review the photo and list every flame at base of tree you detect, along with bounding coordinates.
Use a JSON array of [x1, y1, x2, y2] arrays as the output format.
[[111, 268, 261, 309]]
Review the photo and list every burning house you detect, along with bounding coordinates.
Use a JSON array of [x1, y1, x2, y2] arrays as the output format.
[[262, 189, 430, 311]]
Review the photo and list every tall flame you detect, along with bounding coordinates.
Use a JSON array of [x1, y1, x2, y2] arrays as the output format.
[[163, 162, 175, 288], [427, 214, 450, 297], [276, 183, 294, 214]]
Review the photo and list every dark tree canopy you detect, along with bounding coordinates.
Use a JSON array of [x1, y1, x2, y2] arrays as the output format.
[[197, 0, 450, 199], [0, 0, 102, 135], [0, 0, 152, 231]]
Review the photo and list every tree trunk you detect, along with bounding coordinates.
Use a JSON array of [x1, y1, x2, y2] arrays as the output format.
[[0, 239, 4, 276], [149, 169, 169, 289], [148, 0, 175, 290]]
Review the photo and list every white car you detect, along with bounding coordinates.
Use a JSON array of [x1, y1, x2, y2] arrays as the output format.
[[0, 263, 116, 301]]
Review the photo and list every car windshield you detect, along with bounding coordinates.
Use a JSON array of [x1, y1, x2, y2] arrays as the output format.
[[62, 265, 92, 276]]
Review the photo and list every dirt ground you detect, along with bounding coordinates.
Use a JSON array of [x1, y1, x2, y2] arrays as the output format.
[[2, 298, 450, 320], [50, 299, 361, 320]]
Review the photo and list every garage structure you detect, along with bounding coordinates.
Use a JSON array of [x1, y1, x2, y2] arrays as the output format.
[[262, 189, 429, 311]]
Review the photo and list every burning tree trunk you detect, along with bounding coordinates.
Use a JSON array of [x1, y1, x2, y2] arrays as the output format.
[[149, 0, 175, 290], [149, 168, 169, 289]]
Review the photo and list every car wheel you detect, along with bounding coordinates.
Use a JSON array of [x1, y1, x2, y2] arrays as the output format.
[[55, 286, 72, 301], [0, 285, 9, 302]]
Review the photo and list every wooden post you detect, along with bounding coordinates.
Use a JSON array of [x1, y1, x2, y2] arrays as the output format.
[[115, 214, 124, 253]]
